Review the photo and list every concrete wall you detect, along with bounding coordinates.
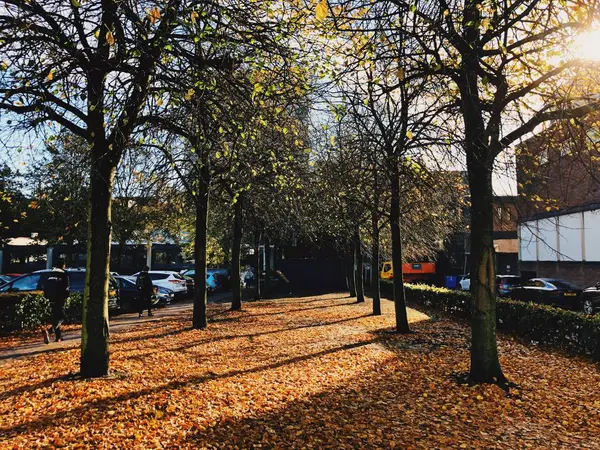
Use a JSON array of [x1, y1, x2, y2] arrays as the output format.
[[519, 209, 600, 262], [519, 207, 600, 286]]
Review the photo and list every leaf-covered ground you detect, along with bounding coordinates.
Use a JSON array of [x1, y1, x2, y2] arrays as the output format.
[[1, 293, 599, 449]]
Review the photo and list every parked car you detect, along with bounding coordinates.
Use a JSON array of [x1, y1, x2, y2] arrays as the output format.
[[208, 268, 231, 291], [496, 275, 522, 297], [131, 271, 187, 299], [181, 268, 229, 292], [0, 269, 120, 311], [458, 274, 522, 297], [122, 275, 176, 305], [581, 282, 600, 315], [510, 278, 583, 310], [0, 275, 14, 286], [182, 275, 194, 296]]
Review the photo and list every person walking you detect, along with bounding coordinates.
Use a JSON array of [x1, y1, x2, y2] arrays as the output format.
[[136, 266, 154, 318], [42, 259, 70, 343]]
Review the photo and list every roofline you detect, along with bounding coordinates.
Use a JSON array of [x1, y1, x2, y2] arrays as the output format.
[[519, 201, 600, 223]]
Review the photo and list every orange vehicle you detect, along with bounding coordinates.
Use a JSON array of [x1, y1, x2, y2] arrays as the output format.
[[380, 261, 436, 283]]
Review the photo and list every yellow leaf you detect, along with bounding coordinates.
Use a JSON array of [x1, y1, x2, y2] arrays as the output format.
[[191, 11, 199, 24], [476, 395, 483, 401], [185, 88, 195, 101], [397, 67, 405, 81], [316, 0, 328, 20], [106, 31, 115, 46], [148, 7, 161, 24], [406, 130, 414, 139], [47, 69, 55, 81]]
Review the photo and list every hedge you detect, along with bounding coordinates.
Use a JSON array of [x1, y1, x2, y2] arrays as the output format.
[[0, 293, 84, 334], [381, 281, 600, 360]]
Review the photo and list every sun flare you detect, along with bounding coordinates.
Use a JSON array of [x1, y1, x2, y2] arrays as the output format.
[[572, 29, 600, 61]]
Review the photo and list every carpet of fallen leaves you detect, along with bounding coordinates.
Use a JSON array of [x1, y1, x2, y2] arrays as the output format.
[[1, 293, 600, 449]]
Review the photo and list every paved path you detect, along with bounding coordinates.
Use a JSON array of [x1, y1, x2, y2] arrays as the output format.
[[0, 291, 235, 363]]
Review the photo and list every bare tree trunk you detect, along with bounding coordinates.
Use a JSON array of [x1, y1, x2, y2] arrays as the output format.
[[355, 225, 365, 303], [467, 156, 505, 383], [390, 160, 410, 333], [231, 196, 243, 311], [347, 250, 356, 297], [254, 230, 261, 300], [264, 235, 271, 296], [371, 208, 381, 315], [192, 161, 210, 329], [459, 1, 506, 383], [81, 146, 114, 378]]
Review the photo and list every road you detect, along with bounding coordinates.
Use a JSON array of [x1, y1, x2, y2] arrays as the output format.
[[0, 290, 236, 363]]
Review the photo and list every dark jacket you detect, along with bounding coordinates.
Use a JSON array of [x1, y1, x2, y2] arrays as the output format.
[[136, 271, 154, 296], [43, 269, 70, 301]]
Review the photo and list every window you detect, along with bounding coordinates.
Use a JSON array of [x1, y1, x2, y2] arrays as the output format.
[[501, 277, 521, 287], [10, 273, 42, 292], [150, 273, 169, 280], [550, 280, 579, 290], [525, 279, 545, 288], [69, 272, 86, 291]]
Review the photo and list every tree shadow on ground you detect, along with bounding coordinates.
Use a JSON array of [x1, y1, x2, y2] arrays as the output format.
[[180, 323, 487, 449], [125, 313, 373, 361], [212, 301, 359, 320], [0, 338, 382, 438]]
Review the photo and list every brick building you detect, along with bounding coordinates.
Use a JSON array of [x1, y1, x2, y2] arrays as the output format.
[[516, 119, 600, 287]]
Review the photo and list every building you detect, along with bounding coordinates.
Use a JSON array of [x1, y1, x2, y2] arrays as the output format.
[[516, 119, 600, 286], [0, 237, 186, 275], [519, 202, 600, 287]]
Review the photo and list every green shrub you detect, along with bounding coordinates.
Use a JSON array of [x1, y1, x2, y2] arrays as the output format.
[[64, 292, 83, 324], [0, 293, 83, 333], [381, 281, 600, 359], [11, 294, 50, 331]]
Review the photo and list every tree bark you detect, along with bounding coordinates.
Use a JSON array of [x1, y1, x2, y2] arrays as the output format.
[[354, 225, 365, 303], [264, 235, 271, 297], [254, 230, 261, 300], [467, 156, 505, 383], [347, 250, 356, 297], [459, 0, 506, 384], [80, 146, 114, 378], [192, 161, 210, 329], [231, 196, 243, 311], [371, 207, 381, 315], [390, 159, 410, 333]]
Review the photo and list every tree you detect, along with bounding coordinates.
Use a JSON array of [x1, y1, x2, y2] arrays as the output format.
[[0, 0, 183, 377], [325, 11, 452, 329], [383, 0, 600, 383], [28, 133, 89, 264], [0, 164, 27, 244]]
